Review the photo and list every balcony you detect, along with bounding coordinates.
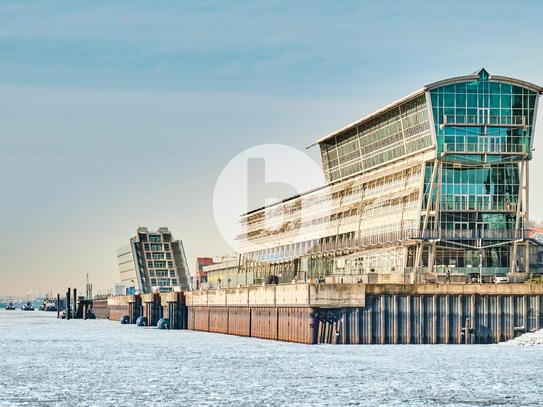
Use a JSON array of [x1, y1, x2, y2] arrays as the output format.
[[441, 115, 527, 129], [416, 229, 526, 241], [443, 142, 527, 155]]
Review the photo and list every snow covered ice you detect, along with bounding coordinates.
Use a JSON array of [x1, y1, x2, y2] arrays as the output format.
[[504, 329, 543, 346], [1, 311, 543, 406]]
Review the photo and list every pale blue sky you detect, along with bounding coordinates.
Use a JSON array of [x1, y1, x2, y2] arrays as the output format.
[[1, 1, 543, 295]]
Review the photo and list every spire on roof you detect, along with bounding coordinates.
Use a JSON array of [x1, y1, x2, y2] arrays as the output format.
[[473, 68, 490, 80]]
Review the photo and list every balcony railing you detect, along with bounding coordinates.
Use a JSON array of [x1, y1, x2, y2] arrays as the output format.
[[442, 115, 527, 128], [416, 229, 525, 241], [252, 229, 527, 262], [443, 142, 527, 155], [429, 200, 517, 212]]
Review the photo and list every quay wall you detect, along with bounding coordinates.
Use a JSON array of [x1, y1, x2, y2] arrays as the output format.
[[186, 283, 543, 344], [106, 295, 131, 321], [98, 284, 543, 345], [92, 299, 109, 319]]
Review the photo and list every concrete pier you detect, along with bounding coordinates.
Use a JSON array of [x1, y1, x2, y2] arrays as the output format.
[[101, 283, 543, 345]]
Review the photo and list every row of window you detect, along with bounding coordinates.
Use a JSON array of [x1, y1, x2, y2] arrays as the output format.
[[322, 95, 431, 182], [431, 80, 536, 97], [143, 243, 171, 251], [149, 269, 176, 278], [150, 278, 178, 287], [147, 261, 174, 268], [145, 252, 172, 260]]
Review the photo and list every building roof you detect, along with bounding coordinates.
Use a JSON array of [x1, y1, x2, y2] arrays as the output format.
[[308, 69, 543, 148], [528, 227, 543, 245]]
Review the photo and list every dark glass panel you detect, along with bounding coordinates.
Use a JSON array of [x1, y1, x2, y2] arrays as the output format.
[[456, 93, 466, 108], [489, 82, 501, 94], [490, 94, 500, 108], [500, 83, 512, 93]]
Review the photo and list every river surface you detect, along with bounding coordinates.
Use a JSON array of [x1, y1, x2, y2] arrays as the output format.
[[1, 311, 542, 406]]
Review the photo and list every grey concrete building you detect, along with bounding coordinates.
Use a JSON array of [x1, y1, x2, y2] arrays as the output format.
[[117, 227, 192, 293]]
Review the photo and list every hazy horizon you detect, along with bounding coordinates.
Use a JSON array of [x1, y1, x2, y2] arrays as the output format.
[[2, 1, 543, 296]]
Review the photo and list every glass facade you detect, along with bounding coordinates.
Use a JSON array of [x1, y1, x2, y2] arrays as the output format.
[[320, 95, 432, 182], [237, 69, 541, 281], [421, 69, 539, 273], [430, 69, 537, 162]]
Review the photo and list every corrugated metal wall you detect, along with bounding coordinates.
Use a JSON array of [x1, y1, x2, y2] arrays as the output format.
[[315, 294, 543, 344], [187, 306, 315, 344], [251, 307, 278, 340], [93, 299, 109, 319]]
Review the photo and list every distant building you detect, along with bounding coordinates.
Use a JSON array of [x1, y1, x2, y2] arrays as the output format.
[[117, 227, 192, 293], [528, 227, 543, 273], [194, 257, 215, 288], [203, 257, 250, 289]]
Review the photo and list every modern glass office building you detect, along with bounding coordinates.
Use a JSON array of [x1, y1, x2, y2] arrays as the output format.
[[236, 70, 542, 283]]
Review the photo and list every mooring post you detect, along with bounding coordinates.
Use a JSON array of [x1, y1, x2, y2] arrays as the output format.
[[73, 288, 78, 319], [57, 293, 60, 319], [66, 288, 71, 320]]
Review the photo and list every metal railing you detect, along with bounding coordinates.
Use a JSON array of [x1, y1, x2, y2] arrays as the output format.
[[416, 229, 526, 241], [444, 142, 526, 155], [247, 229, 528, 263], [442, 115, 526, 128]]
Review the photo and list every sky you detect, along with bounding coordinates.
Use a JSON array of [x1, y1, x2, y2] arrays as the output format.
[[1, 0, 543, 296]]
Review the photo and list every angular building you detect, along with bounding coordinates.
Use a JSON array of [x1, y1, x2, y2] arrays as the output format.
[[237, 69, 542, 284], [117, 227, 192, 293]]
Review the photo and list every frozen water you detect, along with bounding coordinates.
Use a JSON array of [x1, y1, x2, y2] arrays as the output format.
[[1, 311, 542, 406], [503, 329, 543, 346]]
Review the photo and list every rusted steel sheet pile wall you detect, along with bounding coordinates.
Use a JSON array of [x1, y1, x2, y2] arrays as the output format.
[[277, 307, 315, 344], [227, 307, 251, 337], [184, 283, 364, 344], [189, 306, 210, 332], [107, 295, 131, 321], [250, 307, 278, 340], [186, 283, 543, 345], [92, 299, 109, 319], [209, 306, 229, 334]]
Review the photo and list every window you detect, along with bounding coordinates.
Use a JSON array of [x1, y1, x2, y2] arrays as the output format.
[[149, 235, 161, 243], [172, 279, 178, 286], [147, 261, 153, 268], [169, 270, 176, 277], [150, 244, 162, 251], [168, 261, 174, 268]]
